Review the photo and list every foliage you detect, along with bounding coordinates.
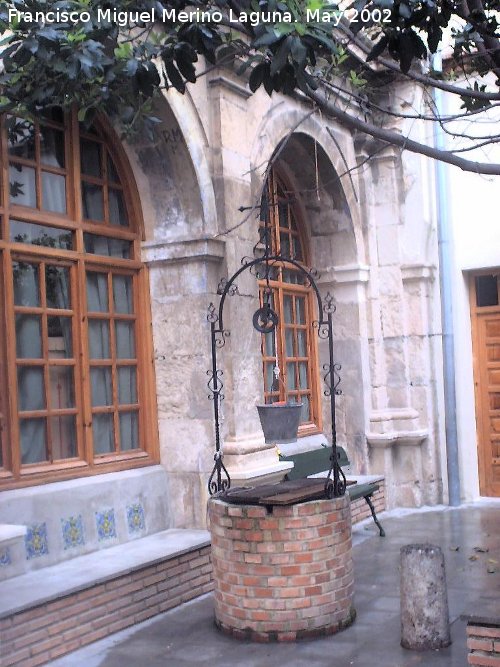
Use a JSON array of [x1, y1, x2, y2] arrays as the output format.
[[0, 0, 499, 169]]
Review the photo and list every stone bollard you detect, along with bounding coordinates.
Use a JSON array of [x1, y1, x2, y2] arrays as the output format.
[[400, 543, 451, 650]]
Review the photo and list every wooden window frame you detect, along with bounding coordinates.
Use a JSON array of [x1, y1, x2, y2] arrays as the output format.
[[259, 169, 322, 437], [0, 109, 159, 489]]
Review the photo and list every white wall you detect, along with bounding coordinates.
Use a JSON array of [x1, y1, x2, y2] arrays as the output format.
[[440, 80, 500, 500]]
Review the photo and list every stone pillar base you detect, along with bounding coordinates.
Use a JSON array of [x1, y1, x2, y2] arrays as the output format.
[[209, 494, 355, 642]]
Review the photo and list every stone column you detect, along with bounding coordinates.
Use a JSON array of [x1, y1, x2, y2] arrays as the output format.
[[400, 543, 451, 650]]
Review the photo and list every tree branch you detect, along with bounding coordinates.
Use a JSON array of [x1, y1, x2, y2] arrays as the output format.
[[308, 88, 500, 175], [337, 23, 500, 101]]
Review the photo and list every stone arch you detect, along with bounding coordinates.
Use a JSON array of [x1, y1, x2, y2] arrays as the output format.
[[249, 107, 366, 269], [248, 106, 372, 471], [120, 91, 217, 243]]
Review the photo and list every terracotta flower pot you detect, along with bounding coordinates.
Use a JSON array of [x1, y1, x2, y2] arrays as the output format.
[[256, 402, 303, 444]]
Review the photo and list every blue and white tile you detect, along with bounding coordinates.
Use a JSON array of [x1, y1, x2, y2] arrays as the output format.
[[95, 509, 117, 541], [61, 515, 85, 550], [126, 503, 146, 534], [25, 523, 49, 559], [0, 547, 11, 567]]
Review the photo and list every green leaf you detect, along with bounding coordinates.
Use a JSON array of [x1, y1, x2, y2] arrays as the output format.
[[249, 62, 269, 92], [270, 37, 290, 76], [367, 35, 389, 61]]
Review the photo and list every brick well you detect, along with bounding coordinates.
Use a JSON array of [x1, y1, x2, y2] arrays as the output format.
[[208, 494, 355, 642]]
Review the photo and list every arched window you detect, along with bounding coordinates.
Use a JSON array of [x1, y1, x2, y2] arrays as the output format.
[[260, 169, 321, 435], [0, 109, 158, 487]]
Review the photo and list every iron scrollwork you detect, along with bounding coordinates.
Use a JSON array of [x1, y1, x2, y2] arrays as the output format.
[[206, 205, 346, 499]]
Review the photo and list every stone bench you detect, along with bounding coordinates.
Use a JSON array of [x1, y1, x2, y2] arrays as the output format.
[[0, 528, 212, 667]]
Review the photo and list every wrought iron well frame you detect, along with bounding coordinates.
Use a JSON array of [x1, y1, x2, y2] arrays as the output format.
[[206, 203, 346, 500]]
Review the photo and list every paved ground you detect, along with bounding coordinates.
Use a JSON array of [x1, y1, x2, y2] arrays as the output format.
[[48, 500, 500, 667]]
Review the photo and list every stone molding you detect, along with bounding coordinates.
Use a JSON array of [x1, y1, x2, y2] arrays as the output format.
[[141, 237, 225, 266], [366, 430, 428, 448], [401, 263, 436, 283], [208, 75, 252, 99], [367, 407, 428, 448], [318, 263, 370, 285]]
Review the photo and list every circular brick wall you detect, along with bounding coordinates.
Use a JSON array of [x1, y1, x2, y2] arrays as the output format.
[[208, 495, 355, 641]]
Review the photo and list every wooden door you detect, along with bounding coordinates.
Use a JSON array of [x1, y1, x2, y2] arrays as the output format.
[[471, 273, 500, 497]]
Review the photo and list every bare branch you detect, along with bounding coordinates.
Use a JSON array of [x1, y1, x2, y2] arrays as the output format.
[[308, 88, 500, 175], [337, 23, 500, 101]]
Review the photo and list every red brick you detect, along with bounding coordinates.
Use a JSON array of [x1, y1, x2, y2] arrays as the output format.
[[18, 654, 50, 667], [468, 655, 500, 666], [468, 626, 500, 639], [2, 647, 31, 667], [468, 638, 494, 652], [49, 639, 81, 659], [30, 634, 65, 655]]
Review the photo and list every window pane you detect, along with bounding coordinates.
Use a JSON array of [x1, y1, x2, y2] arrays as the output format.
[[7, 118, 35, 159], [298, 362, 308, 389], [283, 295, 293, 324], [265, 362, 276, 393], [296, 297, 306, 324], [10, 220, 72, 250], [20, 418, 47, 464], [13, 261, 40, 306], [50, 415, 76, 459], [48, 316, 72, 358], [82, 182, 104, 221], [301, 396, 310, 422], [42, 172, 66, 213], [9, 164, 36, 207], [88, 320, 110, 359], [476, 275, 498, 307], [282, 269, 300, 284], [46, 265, 70, 309], [115, 321, 135, 358], [49, 367, 75, 408], [108, 188, 128, 227], [263, 330, 275, 357], [280, 233, 291, 258], [278, 202, 288, 228], [41, 108, 64, 124], [297, 330, 307, 357], [84, 233, 131, 259], [291, 235, 303, 261], [90, 367, 112, 406], [286, 362, 296, 390], [118, 366, 137, 404], [285, 328, 294, 357], [86, 272, 108, 312], [40, 126, 65, 168], [113, 275, 133, 313], [92, 413, 114, 454], [15, 315, 42, 358], [80, 139, 102, 177], [107, 155, 120, 182], [17, 367, 45, 410], [119, 411, 139, 451]]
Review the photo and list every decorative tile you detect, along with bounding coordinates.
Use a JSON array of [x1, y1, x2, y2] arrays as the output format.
[[95, 509, 117, 541], [61, 515, 85, 550], [126, 503, 146, 534], [25, 523, 49, 560], [0, 547, 11, 567]]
